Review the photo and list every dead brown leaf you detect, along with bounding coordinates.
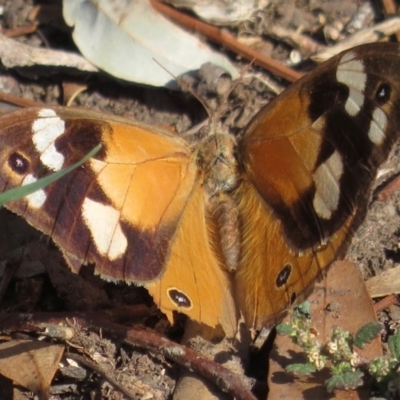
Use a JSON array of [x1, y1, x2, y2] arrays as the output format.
[[366, 264, 400, 298], [0, 339, 64, 399]]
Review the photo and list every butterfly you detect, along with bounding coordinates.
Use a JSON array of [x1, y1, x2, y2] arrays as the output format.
[[0, 42, 398, 337]]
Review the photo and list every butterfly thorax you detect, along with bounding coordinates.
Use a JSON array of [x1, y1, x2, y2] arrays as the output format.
[[197, 132, 238, 197]]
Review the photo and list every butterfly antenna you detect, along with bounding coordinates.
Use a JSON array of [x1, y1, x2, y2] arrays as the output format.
[[152, 58, 212, 122]]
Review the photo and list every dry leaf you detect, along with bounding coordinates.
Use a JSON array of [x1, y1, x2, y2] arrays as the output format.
[[0, 34, 97, 72], [366, 264, 400, 298], [63, 0, 239, 88], [0, 339, 64, 399], [163, 0, 257, 26]]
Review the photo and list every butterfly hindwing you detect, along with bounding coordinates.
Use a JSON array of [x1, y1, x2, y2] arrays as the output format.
[[237, 42, 400, 329]]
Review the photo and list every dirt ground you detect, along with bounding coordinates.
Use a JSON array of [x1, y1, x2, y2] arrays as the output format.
[[0, 0, 400, 399]]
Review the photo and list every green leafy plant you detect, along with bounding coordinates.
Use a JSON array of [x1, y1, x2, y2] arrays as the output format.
[[276, 302, 400, 397]]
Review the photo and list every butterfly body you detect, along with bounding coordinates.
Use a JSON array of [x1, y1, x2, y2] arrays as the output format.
[[1, 43, 400, 335]]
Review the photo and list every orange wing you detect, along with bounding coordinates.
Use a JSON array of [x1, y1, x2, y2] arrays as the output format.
[[237, 43, 400, 329], [0, 107, 237, 333]]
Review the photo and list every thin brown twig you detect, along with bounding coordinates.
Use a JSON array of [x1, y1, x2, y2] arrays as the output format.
[[376, 174, 400, 201], [149, 0, 303, 83], [0, 24, 37, 38], [0, 312, 256, 400], [66, 353, 136, 400], [0, 90, 45, 108], [373, 294, 398, 313]]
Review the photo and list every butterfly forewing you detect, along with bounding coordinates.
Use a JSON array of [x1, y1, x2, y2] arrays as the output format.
[[0, 107, 197, 283], [0, 107, 238, 333]]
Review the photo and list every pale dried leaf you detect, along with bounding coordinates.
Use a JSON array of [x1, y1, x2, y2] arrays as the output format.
[[164, 0, 257, 26], [62, 0, 239, 88], [0, 34, 97, 72], [366, 264, 400, 298]]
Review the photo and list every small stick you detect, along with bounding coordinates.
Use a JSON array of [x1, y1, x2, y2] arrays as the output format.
[[373, 294, 398, 313], [313, 17, 400, 62], [0, 90, 45, 109], [268, 25, 324, 57], [0, 312, 256, 400], [149, 0, 302, 82], [376, 175, 400, 201], [67, 353, 136, 400]]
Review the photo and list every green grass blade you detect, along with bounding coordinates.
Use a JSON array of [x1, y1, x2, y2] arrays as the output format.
[[0, 144, 101, 206]]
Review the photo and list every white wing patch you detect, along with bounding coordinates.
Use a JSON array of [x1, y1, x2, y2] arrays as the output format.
[[343, 87, 365, 116], [32, 109, 65, 171], [336, 54, 367, 116], [368, 108, 387, 145], [312, 151, 344, 219], [82, 197, 128, 260], [22, 174, 47, 208]]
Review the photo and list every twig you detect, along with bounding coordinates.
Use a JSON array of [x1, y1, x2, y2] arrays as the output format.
[[0, 24, 37, 38], [267, 25, 324, 57], [67, 353, 136, 400], [376, 174, 400, 201], [373, 294, 398, 313], [0, 90, 45, 109], [313, 17, 400, 62], [0, 312, 256, 400], [150, 0, 302, 82], [0, 33, 98, 72]]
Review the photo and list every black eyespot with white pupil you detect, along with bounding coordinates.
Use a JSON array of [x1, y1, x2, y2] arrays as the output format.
[[8, 152, 29, 174], [375, 83, 391, 105], [276, 263, 292, 287], [168, 288, 192, 308]]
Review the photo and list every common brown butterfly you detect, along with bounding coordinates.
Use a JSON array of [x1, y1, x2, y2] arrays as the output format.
[[0, 43, 399, 336]]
